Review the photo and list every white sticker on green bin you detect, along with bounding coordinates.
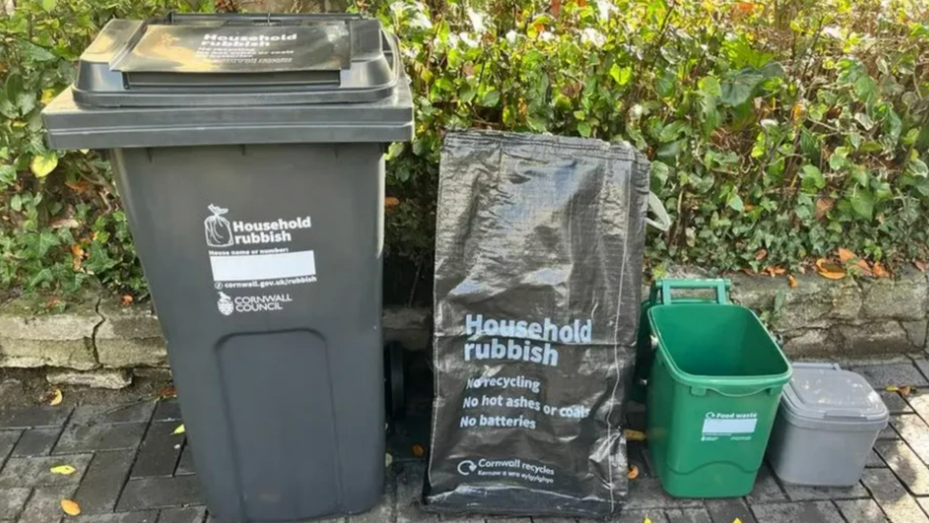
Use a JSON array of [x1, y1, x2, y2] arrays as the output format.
[[702, 414, 758, 436]]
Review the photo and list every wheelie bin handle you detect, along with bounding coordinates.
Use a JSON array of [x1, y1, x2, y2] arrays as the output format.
[[656, 278, 731, 306]]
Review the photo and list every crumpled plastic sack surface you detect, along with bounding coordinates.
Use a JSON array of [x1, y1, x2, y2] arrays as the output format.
[[425, 130, 650, 518]]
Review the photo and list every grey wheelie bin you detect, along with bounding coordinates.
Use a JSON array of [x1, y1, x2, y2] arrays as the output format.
[[43, 13, 412, 523]]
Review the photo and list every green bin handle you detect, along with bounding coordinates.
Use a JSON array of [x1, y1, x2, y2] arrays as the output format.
[[655, 278, 731, 305]]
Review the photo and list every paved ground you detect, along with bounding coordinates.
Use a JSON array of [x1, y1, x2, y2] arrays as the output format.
[[2, 355, 929, 523]]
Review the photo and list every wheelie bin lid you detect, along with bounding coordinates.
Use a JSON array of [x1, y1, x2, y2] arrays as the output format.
[[43, 13, 413, 149]]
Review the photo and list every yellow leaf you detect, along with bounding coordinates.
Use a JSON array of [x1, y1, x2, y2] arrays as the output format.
[[30, 152, 58, 178], [816, 258, 846, 280], [627, 465, 640, 480], [643, 517, 653, 523], [50, 465, 76, 476], [899, 386, 913, 396], [886, 386, 900, 392], [385, 453, 394, 467], [60, 499, 81, 516], [173, 424, 186, 435], [624, 429, 646, 441], [734, 519, 743, 523], [788, 275, 798, 289], [48, 388, 63, 406], [41, 88, 57, 106]]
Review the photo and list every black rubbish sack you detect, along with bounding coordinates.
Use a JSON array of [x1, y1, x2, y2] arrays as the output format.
[[425, 130, 650, 518]]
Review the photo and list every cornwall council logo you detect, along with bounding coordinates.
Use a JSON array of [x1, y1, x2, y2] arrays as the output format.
[[217, 292, 234, 316]]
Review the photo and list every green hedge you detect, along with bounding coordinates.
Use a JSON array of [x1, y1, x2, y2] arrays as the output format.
[[1, 0, 928, 302]]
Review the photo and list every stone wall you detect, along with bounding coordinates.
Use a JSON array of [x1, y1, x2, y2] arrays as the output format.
[[666, 266, 929, 358], [1, 267, 927, 387]]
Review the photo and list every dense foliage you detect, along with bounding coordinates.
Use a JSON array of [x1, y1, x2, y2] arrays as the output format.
[[1, 0, 928, 302]]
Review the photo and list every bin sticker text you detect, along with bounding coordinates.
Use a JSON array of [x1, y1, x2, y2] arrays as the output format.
[[204, 204, 318, 301], [217, 291, 293, 316], [455, 458, 555, 485]]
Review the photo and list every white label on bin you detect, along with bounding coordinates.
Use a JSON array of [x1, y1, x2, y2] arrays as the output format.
[[210, 251, 316, 282], [203, 204, 318, 297], [702, 418, 758, 435]]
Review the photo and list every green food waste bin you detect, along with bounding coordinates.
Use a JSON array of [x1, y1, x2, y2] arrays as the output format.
[[646, 279, 791, 498]]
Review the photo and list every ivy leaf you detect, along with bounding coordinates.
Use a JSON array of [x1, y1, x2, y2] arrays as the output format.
[[656, 70, 676, 98], [577, 121, 592, 138], [854, 112, 874, 130], [849, 188, 875, 220], [33, 231, 61, 257], [907, 159, 929, 178], [11, 194, 23, 212], [19, 41, 56, 62], [800, 165, 825, 192], [850, 166, 869, 187], [875, 182, 893, 202], [698, 76, 722, 97], [854, 75, 878, 104], [31, 152, 58, 178], [650, 161, 670, 191], [728, 193, 745, 212], [41, 0, 57, 12], [479, 90, 500, 108], [609, 63, 632, 86], [720, 70, 764, 106], [659, 121, 689, 143], [0, 165, 15, 187]]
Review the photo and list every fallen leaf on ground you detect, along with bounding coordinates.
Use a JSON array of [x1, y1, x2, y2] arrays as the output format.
[[627, 465, 639, 480], [888, 385, 914, 396], [173, 424, 185, 435], [788, 275, 798, 289], [384, 196, 400, 208], [158, 386, 177, 399], [815, 198, 834, 219], [733, 519, 743, 523], [624, 429, 646, 441], [816, 258, 846, 280], [872, 263, 890, 278], [47, 388, 63, 406], [754, 249, 768, 261], [643, 517, 653, 523], [119, 294, 133, 307], [838, 248, 856, 263], [50, 218, 80, 229], [764, 266, 786, 277], [60, 499, 81, 516], [855, 259, 873, 277], [385, 453, 393, 467], [915, 261, 927, 273], [50, 465, 77, 476], [412, 444, 425, 458], [45, 298, 63, 310]]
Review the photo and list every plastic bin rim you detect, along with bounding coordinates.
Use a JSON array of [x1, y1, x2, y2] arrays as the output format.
[[647, 304, 792, 389]]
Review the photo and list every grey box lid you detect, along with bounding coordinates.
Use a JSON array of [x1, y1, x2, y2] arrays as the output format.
[[43, 13, 413, 148], [781, 363, 889, 424]]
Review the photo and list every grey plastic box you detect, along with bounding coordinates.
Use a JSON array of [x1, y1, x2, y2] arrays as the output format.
[[43, 13, 412, 523], [766, 363, 888, 487]]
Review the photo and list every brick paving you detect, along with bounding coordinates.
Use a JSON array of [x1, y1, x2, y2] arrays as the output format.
[[0, 355, 928, 523]]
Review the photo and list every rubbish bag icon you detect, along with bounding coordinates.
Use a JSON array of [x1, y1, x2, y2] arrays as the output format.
[[205, 204, 234, 248]]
